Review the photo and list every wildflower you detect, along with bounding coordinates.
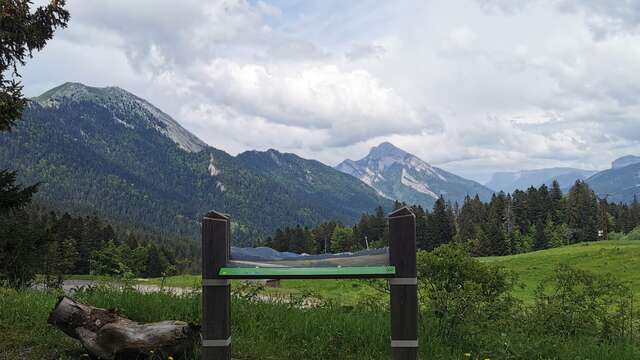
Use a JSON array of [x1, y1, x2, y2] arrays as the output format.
[[464, 354, 471, 358]]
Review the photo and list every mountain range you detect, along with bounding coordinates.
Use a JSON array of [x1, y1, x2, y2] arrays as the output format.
[[485, 168, 597, 193], [586, 157, 640, 203], [336, 142, 494, 208], [2, 82, 639, 246], [612, 155, 640, 170], [0, 83, 391, 245]]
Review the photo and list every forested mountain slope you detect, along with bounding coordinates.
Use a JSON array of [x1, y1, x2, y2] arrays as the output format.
[[587, 161, 640, 204], [0, 83, 391, 245]]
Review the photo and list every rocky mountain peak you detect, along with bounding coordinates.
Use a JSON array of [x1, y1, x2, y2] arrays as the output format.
[[336, 142, 493, 208], [367, 141, 410, 161], [32, 82, 206, 153]]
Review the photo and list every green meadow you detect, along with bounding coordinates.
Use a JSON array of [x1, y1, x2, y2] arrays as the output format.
[[132, 239, 640, 305], [3, 240, 639, 359], [481, 240, 640, 302]]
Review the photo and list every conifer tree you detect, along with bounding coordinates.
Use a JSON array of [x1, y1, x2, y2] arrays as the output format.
[[550, 180, 563, 224], [533, 221, 548, 250], [0, 0, 69, 287], [144, 244, 164, 278], [0, 0, 69, 211], [424, 197, 453, 250], [566, 180, 599, 243]]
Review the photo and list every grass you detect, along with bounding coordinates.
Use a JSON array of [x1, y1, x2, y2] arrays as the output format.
[[13, 240, 635, 358], [117, 239, 640, 305], [481, 240, 640, 302], [1, 286, 638, 359]]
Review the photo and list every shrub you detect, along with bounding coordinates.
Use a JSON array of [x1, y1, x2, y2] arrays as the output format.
[[608, 232, 626, 241], [417, 244, 518, 341], [528, 264, 636, 340], [625, 226, 640, 240]]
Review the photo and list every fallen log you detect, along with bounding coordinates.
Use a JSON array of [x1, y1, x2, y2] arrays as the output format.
[[48, 296, 200, 359]]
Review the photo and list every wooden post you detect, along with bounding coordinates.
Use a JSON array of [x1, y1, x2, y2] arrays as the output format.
[[389, 207, 418, 360], [202, 211, 231, 360]]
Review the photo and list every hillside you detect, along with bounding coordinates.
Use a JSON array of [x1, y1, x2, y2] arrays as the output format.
[[336, 142, 493, 208], [486, 167, 596, 193], [612, 155, 640, 169], [481, 240, 640, 301], [586, 162, 640, 203], [0, 83, 391, 245]]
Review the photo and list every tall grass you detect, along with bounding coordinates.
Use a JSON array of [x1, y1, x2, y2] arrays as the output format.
[[1, 285, 639, 359]]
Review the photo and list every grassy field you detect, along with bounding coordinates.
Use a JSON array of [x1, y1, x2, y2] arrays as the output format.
[[1, 286, 638, 359], [481, 240, 640, 302], [121, 239, 640, 305], [3, 240, 640, 359]]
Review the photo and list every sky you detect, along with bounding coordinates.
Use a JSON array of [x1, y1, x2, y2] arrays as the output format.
[[21, 0, 640, 183]]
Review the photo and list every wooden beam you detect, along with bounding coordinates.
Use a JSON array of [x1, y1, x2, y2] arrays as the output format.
[[202, 211, 231, 360], [388, 207, 418, 360]]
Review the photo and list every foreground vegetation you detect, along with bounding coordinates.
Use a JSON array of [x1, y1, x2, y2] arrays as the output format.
[[3, 244, 639, 359], [109, 239, 640, 305], [1, 285, 638, 359]]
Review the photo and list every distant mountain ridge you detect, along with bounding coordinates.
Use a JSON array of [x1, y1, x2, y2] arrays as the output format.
[[485, 167, 597, 193], [336, 142, 493, 208], [612, 155, 640, 170], [0, 82, 392, 245], [587, 157, 640, 203]]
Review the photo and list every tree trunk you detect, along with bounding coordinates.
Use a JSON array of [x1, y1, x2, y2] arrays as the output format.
[[48, 296, 200, 359]]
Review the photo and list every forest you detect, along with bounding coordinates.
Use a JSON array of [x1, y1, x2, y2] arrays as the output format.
[[0, 197, 198, 288], [264, 179, 640, 256]]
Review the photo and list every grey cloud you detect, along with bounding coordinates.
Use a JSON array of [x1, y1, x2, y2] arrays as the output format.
[[555, 0, 640, 39], [21, 0, 640, 180], [345, 43, 387, 61]]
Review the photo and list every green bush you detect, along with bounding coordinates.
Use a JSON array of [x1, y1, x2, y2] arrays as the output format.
[[625, 226, 640, 240], [528, 264, 636, 340], [416, 245, 519, 341], [608, 232, 626, 240]]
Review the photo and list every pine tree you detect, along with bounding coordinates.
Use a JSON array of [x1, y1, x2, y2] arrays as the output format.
[[312, 221, 337, 254], [271, 228, 288, 252], [144, 244, 164, 278], [43, 236, 78, 288], [630, 195, 640, 231], [0, 0, 69, 208], [550, 180, 563, 224], [533, 221, 548, 250], [566, 180, 599, 243], [424, 197, 453, 250], [0, 209, 46, 287], [0, 170, 37, 213], [512, 190, 529, 235], [480, 193, 508, 256], [457, 195, 484, 244], [446, 200, 457, 241]]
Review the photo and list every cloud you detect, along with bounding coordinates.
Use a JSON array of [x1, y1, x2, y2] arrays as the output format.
[[346, 43, 387, 61], [194, 60, 441, 146], [19, 0, 640, 182]]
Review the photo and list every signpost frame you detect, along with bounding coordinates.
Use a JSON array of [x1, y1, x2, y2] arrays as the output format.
[[201, 207, 418, 360]]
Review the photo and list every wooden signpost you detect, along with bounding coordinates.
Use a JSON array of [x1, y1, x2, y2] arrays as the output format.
[[201, 207, 418, 360]]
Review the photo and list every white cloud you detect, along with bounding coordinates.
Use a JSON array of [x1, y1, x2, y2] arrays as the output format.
[[19, 0, 640, 182]]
